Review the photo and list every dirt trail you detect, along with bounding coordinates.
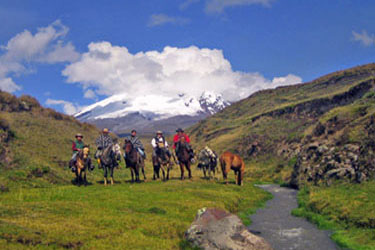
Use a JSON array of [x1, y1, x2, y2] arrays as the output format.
[[248, 184, 338, 250]]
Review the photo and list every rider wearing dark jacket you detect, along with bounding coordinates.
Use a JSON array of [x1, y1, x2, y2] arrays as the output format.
[[125, 130, 146, 159], [95, 128, 115, 167]]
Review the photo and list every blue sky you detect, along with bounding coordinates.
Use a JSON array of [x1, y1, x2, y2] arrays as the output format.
[[1, 0, 375, 114]]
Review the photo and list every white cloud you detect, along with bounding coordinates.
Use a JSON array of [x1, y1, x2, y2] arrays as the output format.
[[0, 20, 79, 93], [63, 42, 301, 103], [180, 0, 201, 10], [45, 98, 80, 115], [0, 77, 21, 92], [352, 30, 375, 47], [205, 0, 272, 13], [84, 89, 97, 99], [148, 14, 190, 27]]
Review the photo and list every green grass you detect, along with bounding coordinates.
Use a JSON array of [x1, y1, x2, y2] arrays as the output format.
[[293, 181, 375, 250], [0, 167, 271, 249]]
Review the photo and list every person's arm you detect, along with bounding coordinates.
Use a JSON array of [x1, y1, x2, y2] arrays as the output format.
[[172, 135, 177, 149], [165, 140, 169, 148], [185, 134, 191, 143], [72, 142, 78, 152], [151, 138, 157, 148]]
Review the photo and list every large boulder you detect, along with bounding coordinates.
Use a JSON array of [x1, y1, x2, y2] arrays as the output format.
[[185, 208, 272, 250]]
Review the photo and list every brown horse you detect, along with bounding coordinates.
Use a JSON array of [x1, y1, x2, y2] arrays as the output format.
[[219, 151, 245, 186], [152, 143, 173, 181], [175, 136, 192, 180], [124, 139, 146, 182], [75, 146, 90, 186]]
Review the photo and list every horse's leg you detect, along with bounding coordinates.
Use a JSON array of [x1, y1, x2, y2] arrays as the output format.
[[141, 165, 146, 180], [130, 167, 134, 183], [135, 166, 140, 182], [167, 165, 170, 181], [161, 165, 165, 181], [153, 165, 156, 180], [180, 163, 184, 180], [110, 166, 114, 185], [187, 162, 192, 179], [104, 165, 108, 186], [203, 167, 207, 179], [77, 168, 82, 186], [84, 170, 87, 186]]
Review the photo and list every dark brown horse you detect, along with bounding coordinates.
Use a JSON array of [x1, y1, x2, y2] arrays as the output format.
[[152, 143, 173, 181], [219, 151, 245, 186], [175, 136, 192, 180], [74, 146, 90, 186], [124, 139, 146, 182]]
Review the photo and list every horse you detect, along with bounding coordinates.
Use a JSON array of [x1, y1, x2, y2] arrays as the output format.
[[99, 144, 120, 186], [175, 136, 192, 180], [123, 139, 146, 182], [198, 148, 218, 179], [219, 151, 245, 186], [152, 142, 173, 181], [74, 146, 90, 186]]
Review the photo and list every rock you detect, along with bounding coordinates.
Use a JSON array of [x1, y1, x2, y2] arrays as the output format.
[[318, 145, 328, 153], [185, 208, 272, 250], [307, 142, 320, 150]]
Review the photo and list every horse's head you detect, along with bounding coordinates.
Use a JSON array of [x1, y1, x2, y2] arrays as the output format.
[[124, 140, 133, 154], [82, 146, 90, 160], [112, 143, 122, 160]]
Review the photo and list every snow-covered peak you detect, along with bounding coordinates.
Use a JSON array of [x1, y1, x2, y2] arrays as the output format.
[[74, 91, 230, 121], [199, 91, 230, 114]]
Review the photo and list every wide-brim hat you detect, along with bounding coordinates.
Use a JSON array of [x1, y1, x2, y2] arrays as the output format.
[[156, 130, 163, 134], [102, 128, 109, 133], [75, 133, 83, 138], [176, 128, 184, 132]]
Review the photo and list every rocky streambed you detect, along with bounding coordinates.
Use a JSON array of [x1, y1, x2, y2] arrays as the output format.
[[249, 184, 338, 250]]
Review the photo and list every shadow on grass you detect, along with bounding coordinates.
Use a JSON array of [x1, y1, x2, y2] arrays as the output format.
[[70, 179, 94, 186]]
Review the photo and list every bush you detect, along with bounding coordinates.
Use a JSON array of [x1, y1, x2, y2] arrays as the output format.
[[0, 117, 10, 131], [18, 95, 40, 110]]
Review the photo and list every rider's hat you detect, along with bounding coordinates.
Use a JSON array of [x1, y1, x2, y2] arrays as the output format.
[[176, 128, 184, 132], [156, 130, 163, 134], [102, 128, 109, 133], [75, 133, 83, 138], [131, 129, 136, 133]]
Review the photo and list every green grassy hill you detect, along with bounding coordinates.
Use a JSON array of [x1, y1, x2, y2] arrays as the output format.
[[0, 91, 102, 190], [188, 63, 375, 249], [189, 63, 375, 183]]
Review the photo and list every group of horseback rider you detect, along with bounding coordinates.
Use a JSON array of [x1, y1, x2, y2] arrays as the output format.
[[69, 127, 197, 171]]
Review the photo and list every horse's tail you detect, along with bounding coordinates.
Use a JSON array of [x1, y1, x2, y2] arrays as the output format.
[[219, 156, 226, 174]]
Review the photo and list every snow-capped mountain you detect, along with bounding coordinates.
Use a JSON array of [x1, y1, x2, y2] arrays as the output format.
[[75, 91, 230, 134]]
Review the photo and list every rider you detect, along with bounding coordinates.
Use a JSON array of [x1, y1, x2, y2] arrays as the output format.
[[69, 133, 93, 172], [173, 128, 194, 160], [151, 130, 171, 159], [125, 129, 146, 159], [95, 128, 114, 168]]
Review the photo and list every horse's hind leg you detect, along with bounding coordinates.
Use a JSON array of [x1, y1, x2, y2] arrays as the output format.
[[141, 166, 146, 180], [130, 168, 135, 183], [84, 171, 87, 186], [187, 163, 192, 179], [167, 166, 170, 181], [180, 164, 184, 180]]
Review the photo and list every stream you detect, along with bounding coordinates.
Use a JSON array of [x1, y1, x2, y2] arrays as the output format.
[[248, 184, 339, 250]]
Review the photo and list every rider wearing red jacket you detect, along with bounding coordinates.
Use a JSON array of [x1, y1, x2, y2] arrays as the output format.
[[173, 128, 194, 160]]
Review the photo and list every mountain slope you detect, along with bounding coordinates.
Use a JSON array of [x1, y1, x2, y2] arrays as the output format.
[[188, 63, 375, 183], [0, 91, 102, 189]]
